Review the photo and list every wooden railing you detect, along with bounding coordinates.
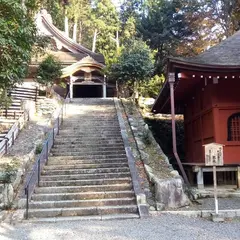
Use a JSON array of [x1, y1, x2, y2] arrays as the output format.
[[0, 110, 29, 157]]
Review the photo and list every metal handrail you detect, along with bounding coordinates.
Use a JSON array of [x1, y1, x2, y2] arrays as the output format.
[[24, 92, 69, 219]]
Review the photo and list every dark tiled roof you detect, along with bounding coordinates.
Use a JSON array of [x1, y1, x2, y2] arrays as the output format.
[[174, 30, 240, 66]]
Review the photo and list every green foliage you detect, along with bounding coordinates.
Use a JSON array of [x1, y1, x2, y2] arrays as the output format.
[[139, 75, 165, 98], [145, 117, 185, 161], [0, 0, 37, 90], [138, 0, 193, 74], [109, 39, 154, 85], [35, 143, 43, 155], [36, 55, 62, 87], [0, 159, 19, 184]]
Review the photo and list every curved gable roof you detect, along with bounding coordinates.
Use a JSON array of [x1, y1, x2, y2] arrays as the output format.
[[36, 9, 105, 65]]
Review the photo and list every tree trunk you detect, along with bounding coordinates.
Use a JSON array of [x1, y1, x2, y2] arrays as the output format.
[[73, 22, 78, 42], [78, 21, 83, 44], [64, 15, 69, 37], [92, 29, 98, 52]]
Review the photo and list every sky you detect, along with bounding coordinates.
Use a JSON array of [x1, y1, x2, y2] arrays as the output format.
[[111, 0, 122, 8]]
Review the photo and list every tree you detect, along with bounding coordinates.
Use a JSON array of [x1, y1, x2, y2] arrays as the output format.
[[138, 0, 193, 74], [90, 0, 120, 66], [109, 39, 154, 97], [0, 0, 37, 91], [36, 55, 62, 88], [66, 0, 91, 43]]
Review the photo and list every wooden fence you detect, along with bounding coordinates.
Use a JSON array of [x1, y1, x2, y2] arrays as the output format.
[[0, 110, 29, 157]]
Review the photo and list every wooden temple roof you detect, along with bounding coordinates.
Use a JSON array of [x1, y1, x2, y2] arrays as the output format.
[[35, 9, 105, 65], [152, 30, 240, 114], [61, 56, 104, 78]]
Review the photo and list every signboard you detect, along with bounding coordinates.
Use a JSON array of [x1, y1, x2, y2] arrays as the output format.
[[204, 143, 224, 166]]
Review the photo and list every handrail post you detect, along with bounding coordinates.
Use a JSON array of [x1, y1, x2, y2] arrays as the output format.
[[46, 141, 49, 163], [4, 138, 8, 154], [57, 117, 60, 135], [25, 187, 29, 219], [53, 128, 55, 147], [35, 87, 38, 102], [38, 159, 40, 187], [61, 105, 64, 124], [12, 132, 15, 146]]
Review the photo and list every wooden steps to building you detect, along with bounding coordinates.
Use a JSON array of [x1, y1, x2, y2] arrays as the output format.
[[27, 99, 139, 220]]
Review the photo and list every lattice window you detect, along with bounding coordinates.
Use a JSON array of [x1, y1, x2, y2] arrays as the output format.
[[228, 113, 240, 141]]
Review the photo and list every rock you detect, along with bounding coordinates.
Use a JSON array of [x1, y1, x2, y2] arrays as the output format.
[[140, 150, 149, 164], [149, 206, 156, 211], [156, 202, 165, 211], [3, 184, 14, 207], [154, 178, 190, 209], [170, 170, 180, 177], [135, 137, 146, 150]]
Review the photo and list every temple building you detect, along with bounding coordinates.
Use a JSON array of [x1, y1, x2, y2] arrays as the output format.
[[152, 31, 240, 189], [28, 9, 114, 98]]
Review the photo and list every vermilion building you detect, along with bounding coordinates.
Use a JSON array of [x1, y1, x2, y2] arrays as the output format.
[[152, 31, 240, 188]]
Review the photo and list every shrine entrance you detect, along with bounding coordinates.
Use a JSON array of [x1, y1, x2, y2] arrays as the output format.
[[73, 84, 103, 98]]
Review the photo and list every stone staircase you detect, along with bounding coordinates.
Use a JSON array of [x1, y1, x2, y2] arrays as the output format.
[[27, 98, 140, 221], [0, 86, 38, 142]]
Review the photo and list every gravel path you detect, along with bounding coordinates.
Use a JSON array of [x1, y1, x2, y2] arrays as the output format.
[[0, 214, 240, 240], [178, 198, 240, 211]]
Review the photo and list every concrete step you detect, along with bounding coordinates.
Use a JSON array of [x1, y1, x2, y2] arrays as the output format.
[[40, 172, 131, 181], [29, 198, 136, 209], [39, 177, 132, 187], [26, 205, 138, 218], [42, 167, 130, 175], [31, 190, 135, 201], [34, 184, 133, 194], [51, 150, 126, 156]]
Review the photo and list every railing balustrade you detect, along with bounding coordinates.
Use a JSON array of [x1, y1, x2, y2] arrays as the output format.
[[24, 93, 69, 219]]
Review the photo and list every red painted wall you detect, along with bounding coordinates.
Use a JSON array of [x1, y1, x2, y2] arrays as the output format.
[[183, 78, 240, 165]]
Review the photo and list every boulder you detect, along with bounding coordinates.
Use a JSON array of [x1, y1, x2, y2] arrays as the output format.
[[155, 177, 190, 209]]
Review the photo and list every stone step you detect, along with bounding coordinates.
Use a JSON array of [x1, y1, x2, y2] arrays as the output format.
[[51, 150, 126, 156], [34, 184, 133, 194], [42, 167, 130, 175], [39, 177, 132, 187], [29, 198, 136, 209], [40, 172, 131, 181], [53, 141, 124, 146], [31, 190, 135, 201], [56, 133, 122, 137], [54, 137, 123, 142], [26, 205, 138, 218], [46, 159, 128, 166], [63, 118, 118, 122], [27, 214, 139, 222], [51, 146, 125, 152], [48, 154, 127, 161]]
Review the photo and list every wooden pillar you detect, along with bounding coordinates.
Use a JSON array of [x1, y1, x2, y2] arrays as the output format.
[[70, 75, 73, 99], [197, 167, 204, 189], [237, 166, 240, 188], [103, 75, 107, 98]]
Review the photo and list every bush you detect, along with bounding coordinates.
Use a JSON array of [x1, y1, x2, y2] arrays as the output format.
[[139, 75, 165, 98], [36, 55, 62, 87]]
